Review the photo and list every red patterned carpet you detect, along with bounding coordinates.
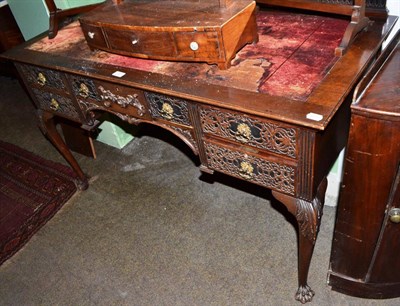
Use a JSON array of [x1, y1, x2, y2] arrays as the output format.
[[0, 140, 79, 265]]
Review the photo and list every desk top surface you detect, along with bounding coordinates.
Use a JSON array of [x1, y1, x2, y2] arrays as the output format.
[[2, 9, 397, 130]]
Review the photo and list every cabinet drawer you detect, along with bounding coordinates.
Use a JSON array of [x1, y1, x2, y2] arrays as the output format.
[[175, 31, 221, 60], [68, 76, 149, 120], [16, 63, 67, 92], [200, 106, 298, 158], [31, 88, 82, 122], [104, 28, 176, 57], [204, 140, 296, 195], [80, 23, 107, 50], [145, 92, 192, 126]]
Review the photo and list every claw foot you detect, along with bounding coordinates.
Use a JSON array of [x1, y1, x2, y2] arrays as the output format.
[[295, 285, 315, 304]]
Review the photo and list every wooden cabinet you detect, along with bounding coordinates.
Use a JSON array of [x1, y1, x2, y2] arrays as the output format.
[[328, 30, 400, 299]]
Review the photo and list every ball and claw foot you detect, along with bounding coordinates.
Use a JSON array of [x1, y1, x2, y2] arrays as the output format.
[[295, 285, 315, 304]]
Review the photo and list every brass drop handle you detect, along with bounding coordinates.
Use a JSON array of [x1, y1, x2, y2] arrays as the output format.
[[50, 98, 59, 111], [160, 102, 174, 120], [79, 83, 90, 98], [37, 72, 46, 86], [238, 161, 254, 180], [389, 208, 400, 224], [235, 123, 252, 143]]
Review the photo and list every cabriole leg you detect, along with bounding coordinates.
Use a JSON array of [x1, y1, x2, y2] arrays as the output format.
[[272, 178, 328, 303], [37, 110, 89, 190]]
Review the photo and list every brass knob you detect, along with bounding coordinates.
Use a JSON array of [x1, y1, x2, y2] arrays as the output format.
[[50, 98, 59, 111], [160, 102, 174, 120], [79, 83, 90, 98], [37, 72, 46, 86], [389, 208, 400, 224], [235, 123, 252, 143], [238, 161, 254, 180]]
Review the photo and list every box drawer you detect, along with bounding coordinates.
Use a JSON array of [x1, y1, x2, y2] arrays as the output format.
[[80, 23, 107, 50], [175, 31, 221, 60], [104, 28, 176, 57]]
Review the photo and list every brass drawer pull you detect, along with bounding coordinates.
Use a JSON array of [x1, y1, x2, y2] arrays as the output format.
[[79, 83, 90, 98], [389, 208, 400, 223], [37, 72, 47, 86], [160, 102, 174, 120], [239, 161, 254, 180], [235, 123, 252, 143], [50, 98, 59, 111]]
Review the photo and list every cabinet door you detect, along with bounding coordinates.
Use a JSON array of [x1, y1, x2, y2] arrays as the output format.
[[368, 164, 400, 283]]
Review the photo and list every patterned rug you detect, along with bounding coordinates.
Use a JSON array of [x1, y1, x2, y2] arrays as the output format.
[[0, 140, 79, 265]]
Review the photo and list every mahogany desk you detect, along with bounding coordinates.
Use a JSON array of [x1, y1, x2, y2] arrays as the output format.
[[1, 8, 397, 303]]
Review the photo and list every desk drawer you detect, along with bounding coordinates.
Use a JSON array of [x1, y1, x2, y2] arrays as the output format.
[[200, 106, 298, 158], [16, 63, 67, 92], [68, 76, 149, 120], [145, 92, 192, 127], [204, 140, 296, 195], [31, 88, 82, 122]]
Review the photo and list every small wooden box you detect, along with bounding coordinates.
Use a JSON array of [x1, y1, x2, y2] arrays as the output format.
[[79, 0, 258, 69]]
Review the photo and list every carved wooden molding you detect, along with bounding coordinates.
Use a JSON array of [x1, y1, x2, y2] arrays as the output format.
[[98, 86, 146, 116]]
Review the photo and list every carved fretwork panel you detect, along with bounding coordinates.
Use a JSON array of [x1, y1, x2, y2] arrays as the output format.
[[200, 106, 297, 158], [69, 76, 100, 101], [145, 92, 191, 126], [204, 141, 296, 195], [32, 88, 82, 122], [17, 63, 66, 90]]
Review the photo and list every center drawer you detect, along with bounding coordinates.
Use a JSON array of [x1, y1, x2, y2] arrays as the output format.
[[67, 75, 149, 120], [104, 28, 177, 57]]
